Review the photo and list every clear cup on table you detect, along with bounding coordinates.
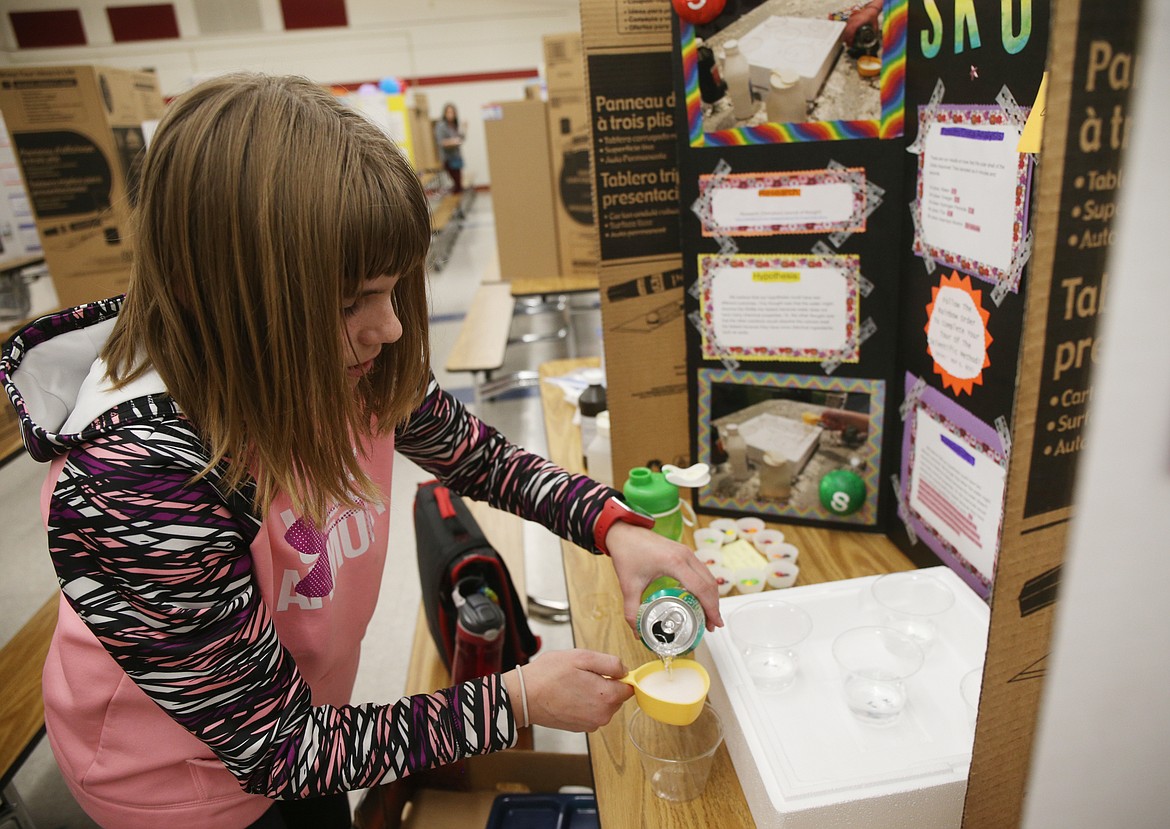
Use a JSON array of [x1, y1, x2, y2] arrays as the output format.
[[729, 598, 813, 692], [628, 703, 724, 802], [869, 571, 955, 654], [832, 626, 924, 726], [960, 667, 983, 729]]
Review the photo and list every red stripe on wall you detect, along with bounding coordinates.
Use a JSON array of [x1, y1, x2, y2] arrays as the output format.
[[331, 68, 540, 93], [280, 0, 347, 30], [107, 5, 180, 43], [409, 69, 541, 87], [9, 10, 87, 48]]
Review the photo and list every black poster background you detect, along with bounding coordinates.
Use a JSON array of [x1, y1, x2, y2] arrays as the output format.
[[669, 3, 1053, 546], [1023, 0, 1139, 517], [897, 1, 1050, 433], [587, 50, 681, 261], [891, 1, 1050, 558], [670, 21, 905, 533]]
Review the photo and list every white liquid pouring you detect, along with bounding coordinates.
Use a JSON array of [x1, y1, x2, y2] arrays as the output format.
[[637, 664, 707, 704]]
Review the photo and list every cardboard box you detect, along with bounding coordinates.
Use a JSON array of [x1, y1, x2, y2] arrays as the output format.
[[962, 1, 1132, 824], [545, 90, 598, 278], [407, 91, 439, 173], [353, 750, 592, 829], [597, 258, 690, 475], [0, 65, 164, 308], [0, 109, 41, 261], [482, 99, 560, 280], [543, 32, 586, 94], [580, 0, 690, 482], [542, 34, 598, 278]]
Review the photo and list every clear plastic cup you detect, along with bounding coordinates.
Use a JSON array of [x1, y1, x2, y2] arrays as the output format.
[[869, 571, 956, 653], [832, 626, 924, 726], [628, 703, 723, 802], [960, 667, 982, 729], [729, 599, 813, 692]]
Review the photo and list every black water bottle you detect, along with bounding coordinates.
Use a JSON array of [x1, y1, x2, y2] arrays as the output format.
[[451, 591, 506, 683]]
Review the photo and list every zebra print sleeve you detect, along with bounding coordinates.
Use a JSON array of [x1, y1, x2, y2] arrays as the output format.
[[394, 376, 618, 551], [47, 420, 517, 798]]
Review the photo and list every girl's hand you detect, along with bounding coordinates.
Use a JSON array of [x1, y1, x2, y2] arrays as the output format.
[[604, 522, 724, 632], [504, 650, 634, 731]]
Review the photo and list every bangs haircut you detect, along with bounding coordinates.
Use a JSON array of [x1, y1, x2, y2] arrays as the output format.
[[104, 73, 433, 528]]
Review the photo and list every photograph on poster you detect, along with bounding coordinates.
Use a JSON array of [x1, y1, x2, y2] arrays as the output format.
[[677, 0, 907, 145], [697, 368, 884, 525], [925, 270, 993, 396], [697, 167, 868, 236], [900, 373, 1008, 597], [912, 104, 1034, 287], [698, 253, 860, 362]]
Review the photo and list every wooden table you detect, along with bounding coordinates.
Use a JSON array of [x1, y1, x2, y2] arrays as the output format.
[[0, 595, 57, 791], [537, 357, 914, 828]]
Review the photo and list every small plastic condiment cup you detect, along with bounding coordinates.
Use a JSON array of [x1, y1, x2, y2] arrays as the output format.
[[766, 562, 800, 589], [708, 518, 739, 544], [750, 528, 785, 554], [735, 516, 766, 540], [709, 564, 734, 596], [763, 542, 800, 564], [735, 565, 767, 594], [693, 527, 727, 549], [617, 659, 710, 726], [693, 548, 722, 568]]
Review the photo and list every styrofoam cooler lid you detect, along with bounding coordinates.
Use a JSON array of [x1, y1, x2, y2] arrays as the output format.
[[699, 567, 989, 823]]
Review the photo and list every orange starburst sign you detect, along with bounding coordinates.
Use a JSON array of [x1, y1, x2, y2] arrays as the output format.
[[924, 271, 993, 396]]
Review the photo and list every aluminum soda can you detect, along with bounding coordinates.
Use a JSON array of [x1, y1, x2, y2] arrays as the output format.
[[637, 577, 705, 657]]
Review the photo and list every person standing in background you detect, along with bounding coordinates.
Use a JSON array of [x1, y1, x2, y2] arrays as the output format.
[[435, 103, 465, 194]]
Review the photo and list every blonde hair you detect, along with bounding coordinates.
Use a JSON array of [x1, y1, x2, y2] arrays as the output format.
[[104, 73, 432, 527]]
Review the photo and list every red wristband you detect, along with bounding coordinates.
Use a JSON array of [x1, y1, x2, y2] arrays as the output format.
[[592, 498, 655, 556]]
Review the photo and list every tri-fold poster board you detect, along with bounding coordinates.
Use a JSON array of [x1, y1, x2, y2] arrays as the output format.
[[670, 0, 1052, 600]]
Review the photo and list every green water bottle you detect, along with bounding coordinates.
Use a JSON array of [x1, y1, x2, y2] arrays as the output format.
[[623, 467, 684, 541]]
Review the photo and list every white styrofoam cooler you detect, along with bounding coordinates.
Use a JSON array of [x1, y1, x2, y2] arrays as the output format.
[[736, 16, 846, 103], [697, 566, 989, 828]]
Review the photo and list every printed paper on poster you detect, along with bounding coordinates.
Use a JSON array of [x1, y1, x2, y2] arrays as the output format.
[[914, 105, 1033, 283], [699, 254, 860, 362], [908, 406, 1006, 584], [698, 169, 867, 236]]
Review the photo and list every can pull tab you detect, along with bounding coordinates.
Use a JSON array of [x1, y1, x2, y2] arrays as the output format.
[[651, 606, 686, 647]]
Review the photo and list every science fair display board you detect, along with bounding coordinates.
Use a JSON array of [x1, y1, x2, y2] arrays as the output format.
[[668, 0, 1050, 599]]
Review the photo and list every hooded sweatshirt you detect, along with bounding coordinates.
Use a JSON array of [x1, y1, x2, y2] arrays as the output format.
[[0, 297, 614, 829]]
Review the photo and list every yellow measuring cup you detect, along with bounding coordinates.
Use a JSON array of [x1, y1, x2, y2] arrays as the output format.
[[617, 659, 711, 726]]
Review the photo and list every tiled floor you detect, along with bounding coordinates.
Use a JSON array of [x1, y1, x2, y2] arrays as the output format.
[[2, 194, 599, 828]]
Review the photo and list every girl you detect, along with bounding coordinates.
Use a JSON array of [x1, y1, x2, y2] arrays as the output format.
[[434, 102, 465, 193], [0, 73, 720, 829]]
